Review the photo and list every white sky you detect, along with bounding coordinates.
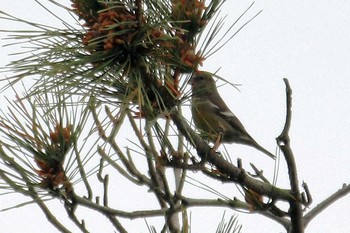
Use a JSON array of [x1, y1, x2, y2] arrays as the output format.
[[1, 1, 349, 232]]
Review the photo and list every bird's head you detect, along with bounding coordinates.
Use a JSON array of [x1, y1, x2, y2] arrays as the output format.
[[189, 71, 216, 96]]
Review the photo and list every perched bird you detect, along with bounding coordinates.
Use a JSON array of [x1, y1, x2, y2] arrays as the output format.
[[189, 71, 275, 159]]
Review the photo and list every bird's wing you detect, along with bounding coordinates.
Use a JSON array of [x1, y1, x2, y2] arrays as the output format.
[[209, 92, 252, 136], [219, 109, 252, 136]]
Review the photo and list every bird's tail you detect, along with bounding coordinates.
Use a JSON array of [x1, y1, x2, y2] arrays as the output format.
[[252, 142, 276, 160]]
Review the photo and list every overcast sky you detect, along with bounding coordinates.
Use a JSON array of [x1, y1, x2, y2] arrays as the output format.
[[1, 1, 350, 232]]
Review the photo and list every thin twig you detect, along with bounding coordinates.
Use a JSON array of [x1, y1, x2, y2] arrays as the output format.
[[106, 215, 128, 233], [74, 144, 93, 200], [73, 194, 169, 219], [249, 163, 270, 184], [145, 122, 170, 209], [128, 112, 167, 207], [302, 182, 312, 206], [91, 104, 152, 186], [65, 204, 89, 233], [97, 146, 148, 185], [174, 106, 186, 193], [103, 174, 109, 207], [303, 183, 350, 227], [32, 192, 72, 233], [277, 78, 303, 233]]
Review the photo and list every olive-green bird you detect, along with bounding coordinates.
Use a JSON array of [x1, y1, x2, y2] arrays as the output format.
[[189, 71, 275, 159]]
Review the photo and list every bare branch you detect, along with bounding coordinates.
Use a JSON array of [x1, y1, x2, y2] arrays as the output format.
[[106, 215, 128, 233], [304, 183, 350, 227], [180, 196, 290, 228], [277, 79, 300, 196], [73, 144, 93, 200], [73, 194, 169, 219], [277, 78, 303, 233], [64, 204, 89, 233], [33, 194, 72, 233]]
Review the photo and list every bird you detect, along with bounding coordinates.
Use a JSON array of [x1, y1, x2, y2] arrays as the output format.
[[189, 71, 276, 159]]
